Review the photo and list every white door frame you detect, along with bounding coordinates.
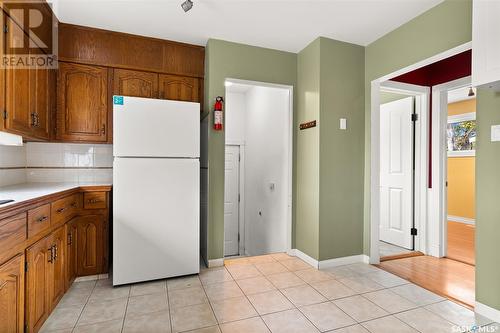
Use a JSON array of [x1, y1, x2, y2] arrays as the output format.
[[430, 75, 472, 258], [370, 42, 472, 264], [224, 78, 294, 255]]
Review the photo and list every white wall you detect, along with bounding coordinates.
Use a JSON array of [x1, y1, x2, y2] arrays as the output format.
[[226, 92, 246, 144], [225, 86, 290, 256]]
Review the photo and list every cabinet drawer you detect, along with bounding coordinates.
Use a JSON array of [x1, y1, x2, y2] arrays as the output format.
[[27, 204, 51, 238], [0, 213, 27, 262], [51, 195, 79, 225], [84, 192, 107, 209]]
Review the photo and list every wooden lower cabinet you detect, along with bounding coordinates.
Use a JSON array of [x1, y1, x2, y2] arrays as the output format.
[[25, 237, 51, 333], [47, 226, 66, 310], [65, 219, 78, 289], [76, 215, 105, 276], [0, 254, 25, 333]]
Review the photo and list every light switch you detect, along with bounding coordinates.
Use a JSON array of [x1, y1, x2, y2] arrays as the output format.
[[340, 118, 347, 130], [491, 125, 500, 142]]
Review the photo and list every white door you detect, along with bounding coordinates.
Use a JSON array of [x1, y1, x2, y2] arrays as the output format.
[[380, 97, 414, 249], [113, 157, 199, 285], [224, 145, 240, 256]]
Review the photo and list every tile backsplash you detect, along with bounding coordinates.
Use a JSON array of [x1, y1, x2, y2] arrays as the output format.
[[0, 142, 113, 186], [0, 145, 27, 186]]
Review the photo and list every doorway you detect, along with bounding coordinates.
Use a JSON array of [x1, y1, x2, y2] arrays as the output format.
[[371, 45, 477, 307], [223, 79, 293, 257]]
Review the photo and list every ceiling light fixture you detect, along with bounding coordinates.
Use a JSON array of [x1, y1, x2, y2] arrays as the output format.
[[468, 87, 475, 97], [181, 0, 193, 12]]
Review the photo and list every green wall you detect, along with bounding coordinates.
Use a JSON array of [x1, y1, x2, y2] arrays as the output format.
[[476, 90, 500, 310], [363, 0, 472, 253], [318, 38, 365, 260], [296, 39, 321, 259], [379, 91, 407, 104], [204, 39, 297, 260]]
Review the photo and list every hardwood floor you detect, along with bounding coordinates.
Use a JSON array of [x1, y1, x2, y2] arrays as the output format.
[[378, 255, 475, 308], [447, 221, 475, 265]]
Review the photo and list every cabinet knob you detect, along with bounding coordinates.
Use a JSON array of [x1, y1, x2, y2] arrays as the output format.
[[36, 215, 48, 223], [56, 207, 66, 213]]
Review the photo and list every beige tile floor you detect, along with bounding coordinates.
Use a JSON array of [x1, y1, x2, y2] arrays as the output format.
[[41, 253, 499, 333]]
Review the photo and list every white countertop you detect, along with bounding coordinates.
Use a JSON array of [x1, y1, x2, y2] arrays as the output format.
[[0, 182, 112, 210]]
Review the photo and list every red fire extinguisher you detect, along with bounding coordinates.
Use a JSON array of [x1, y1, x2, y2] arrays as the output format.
[[213, 96, 224, 131]]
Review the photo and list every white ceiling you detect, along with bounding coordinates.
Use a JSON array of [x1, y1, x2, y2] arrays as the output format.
[[52, 0, 444, 53]]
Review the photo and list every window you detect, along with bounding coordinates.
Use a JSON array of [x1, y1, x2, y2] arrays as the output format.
[[447, 112, 476, 157]]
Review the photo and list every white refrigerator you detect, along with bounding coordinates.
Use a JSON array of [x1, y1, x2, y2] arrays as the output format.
[[112, 96, 200, 286]]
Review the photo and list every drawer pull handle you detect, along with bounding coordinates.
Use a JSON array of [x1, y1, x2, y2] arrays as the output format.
[[70, 202, 77, 208], [56, 207, 66, 213], [48, 246, 54, 263], [36, 216, 48, 223], [87, 199, 101, 204]]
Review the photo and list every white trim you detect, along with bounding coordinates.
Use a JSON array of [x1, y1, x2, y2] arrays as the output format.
[[370, 81, 429, 264], [238, 145, 246, 256], [447, 215, 475, 225], [430, 76, 472, 258], [208, 258, 224, 268], [448, 150, 476, 157], [224, 78, 294, 256], [370, 43, 472, 263], [225, 140, 246, 146], [291, 249, 319, 269], [475, 302, 500, 323], [448, 112, 476, 123], [319, 255, 370, 269]]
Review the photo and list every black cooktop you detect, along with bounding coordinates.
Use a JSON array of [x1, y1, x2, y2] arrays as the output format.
[[0, 199, 14, 205]]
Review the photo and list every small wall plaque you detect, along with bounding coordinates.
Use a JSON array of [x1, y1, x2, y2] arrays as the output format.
[[300, 120, 317, 130]]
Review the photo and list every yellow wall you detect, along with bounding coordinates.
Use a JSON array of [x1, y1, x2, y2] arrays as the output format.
[[448, 98, 476, 116], [447, 157, 475, 219], [447, 98, 476, 219]]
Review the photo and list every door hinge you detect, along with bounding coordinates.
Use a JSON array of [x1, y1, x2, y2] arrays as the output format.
[[238, 233, 240, 242], [3, 24, 8, 34], [410, 228, 418, 236], [25, 261, 28, 272], [238, 194, 240, 202], [3, 110, 7, 120], [411, 114, 418, 122], [239, 154, 241, 162]]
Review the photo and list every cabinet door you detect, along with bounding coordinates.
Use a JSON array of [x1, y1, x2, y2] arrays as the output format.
[[76, 215, 104, 276], [30, 67, 52, 140], [65, 220, 78, 289], [158, 74, 200, 103], [58, 62, 108, 142], [0, 10, 5, 132], [0, 254, 25, 333], [26, 237, 50, 333], [47, 226, 65, 310], [113, 69, 158, 98]]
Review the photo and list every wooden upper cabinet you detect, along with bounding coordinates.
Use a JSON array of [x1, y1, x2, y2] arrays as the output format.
[[58, 62, 109, 142], [0, 254, 25, 333], [159, 74, 200, 103], [113, 69, 159, 98]]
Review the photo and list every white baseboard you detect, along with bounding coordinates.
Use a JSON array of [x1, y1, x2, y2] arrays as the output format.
[[447, 215, 475, 225], [289, 249, 370, 270], [290, 249, 319, 268], [475, 301, 500, 323], [208, 258, 224, 268], [319, 254, 370, 269]]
